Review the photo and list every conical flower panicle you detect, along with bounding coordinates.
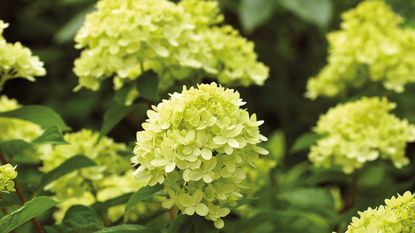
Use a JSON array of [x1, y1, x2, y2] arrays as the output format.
[[74, 0, 268, 95], [132, 83, 268, 228], [306, 0, 415, 99], [309, 97, 415, 173], [0, 20, 45, 90]]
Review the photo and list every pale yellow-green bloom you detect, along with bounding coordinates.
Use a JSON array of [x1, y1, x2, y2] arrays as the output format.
[[0, 20, 45, 91], [39, 129, 156, 222], [306, 0, 415, 99], [346, 191, 415, 233], [0, 163, 17, 193], [309, 97, 415, 173], [74, 0, 268, 95], [132, 83, 268, 228]]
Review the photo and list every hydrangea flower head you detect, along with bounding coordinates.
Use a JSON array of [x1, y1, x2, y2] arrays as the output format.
[[74, 0, 268, 93], [0, 163, 17, 193], [306, 0, 415, 99], [132, 83, 268, 228], [309, 97, 415, 173], [39, 129, 151, 222], [346, 191, 415, 233], [0, 20, 45, 90]]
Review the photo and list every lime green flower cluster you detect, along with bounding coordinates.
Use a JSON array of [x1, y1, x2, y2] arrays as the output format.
[[306, 0, 415, 99], [39, 129, 152, 222], [309, 97, 415, 173], [0, 163, 17, 193], [0, 20, 45, 90], [0, 95, 43, 142], [74, 0, 268, 93], [346, 191, 415, 233], [132, 83, 268, 228]]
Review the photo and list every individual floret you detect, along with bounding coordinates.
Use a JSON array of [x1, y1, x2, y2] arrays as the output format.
[[309, 97, 415, 173], [132, 83, 268, 228]]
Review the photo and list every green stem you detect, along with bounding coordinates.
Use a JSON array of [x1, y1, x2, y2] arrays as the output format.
[[340, 173, 358, 214], [168, 207, 177, 221]]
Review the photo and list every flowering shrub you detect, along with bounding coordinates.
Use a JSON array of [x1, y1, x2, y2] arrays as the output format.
[[306, 0, 415, 99], [74, 0, 268, 93], [132, 83, 268, 228], [309, 97, 415, 173], [346, 191, 415, 233], [0, 164, 17, 193]]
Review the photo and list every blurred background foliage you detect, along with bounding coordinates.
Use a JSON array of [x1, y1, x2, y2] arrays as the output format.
[[2, 0, 415, 232]]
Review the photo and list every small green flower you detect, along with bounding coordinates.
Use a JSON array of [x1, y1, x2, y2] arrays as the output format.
[[132, 83, 267, 228], [0, 20, 45, 91], [346, 191, 415, 233], [306, 0, 415, 99], [74, 0, 268, 97], [309, 97, 415, 173], [0, 163, 17, 193]]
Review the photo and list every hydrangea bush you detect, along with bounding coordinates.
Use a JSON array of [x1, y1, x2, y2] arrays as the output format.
[[74, 0, 268, 94], [132, 83, 268, 228], [309, 97, 415, 173]]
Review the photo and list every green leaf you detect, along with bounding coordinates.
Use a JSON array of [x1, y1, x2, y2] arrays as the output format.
[[166, 215, 216, 233], [166, 215, 191, 233], [0, 105, 71, 131], [266, 130, 285, 159], [100, 103, 132, 137], [0, 139, 34, 159], [189, 216, 216, 233], [290, 132, 321, 153], [36, 155, 96, 193], [125, 184, 162, 212], [0, 196, 57, 233], [94, 224, 159, 233], [279, 188, 334, 212], [45, 205, 104, 233], [32, 126, 67, 145], [99, 103, 146, 141], [136, 71, 159, 101], [278, 0, 332, 29], [239, 0, 276, 32], [54, 6, 94, 43], [92, 193, 132, 214]]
